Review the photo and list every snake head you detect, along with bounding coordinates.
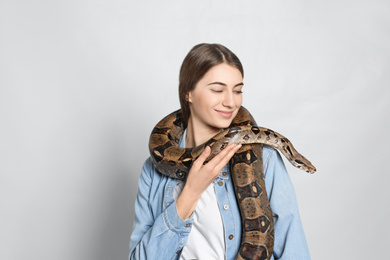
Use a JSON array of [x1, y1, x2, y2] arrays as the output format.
[[306, 165, 317, 174], [295, 158, 316, 174], [302, 165, 316, 174]]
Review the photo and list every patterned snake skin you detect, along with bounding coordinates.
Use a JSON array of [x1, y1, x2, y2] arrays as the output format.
[[149, 106, 316, 260]]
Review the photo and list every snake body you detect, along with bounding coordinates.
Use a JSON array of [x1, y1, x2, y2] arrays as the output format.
[[149, 106, 316, 260]]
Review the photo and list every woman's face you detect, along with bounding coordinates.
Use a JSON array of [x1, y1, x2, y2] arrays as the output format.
[[187, 63, 243, 132]]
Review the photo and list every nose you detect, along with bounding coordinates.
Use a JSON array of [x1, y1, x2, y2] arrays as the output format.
[[222, 91, 235, 108]]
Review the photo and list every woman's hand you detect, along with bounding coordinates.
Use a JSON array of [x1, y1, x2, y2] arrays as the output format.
[[176, 143, 242, 220]]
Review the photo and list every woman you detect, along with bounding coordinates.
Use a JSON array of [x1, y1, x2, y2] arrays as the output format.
[[129, 43, 310, 259]]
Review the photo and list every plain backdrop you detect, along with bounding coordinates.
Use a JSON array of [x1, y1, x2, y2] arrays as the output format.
[[1, 0, 389, 259]]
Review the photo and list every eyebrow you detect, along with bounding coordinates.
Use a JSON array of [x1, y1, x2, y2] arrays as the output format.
[[207, 81, 244, 87]]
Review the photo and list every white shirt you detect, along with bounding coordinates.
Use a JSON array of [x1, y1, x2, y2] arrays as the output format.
[[173, 181, 226, 260]]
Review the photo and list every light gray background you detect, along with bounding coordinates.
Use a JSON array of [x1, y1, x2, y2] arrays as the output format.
[[1, 1, 389, 259]]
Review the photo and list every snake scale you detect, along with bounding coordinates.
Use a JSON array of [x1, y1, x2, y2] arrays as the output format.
[[149, 106, 316, 260]]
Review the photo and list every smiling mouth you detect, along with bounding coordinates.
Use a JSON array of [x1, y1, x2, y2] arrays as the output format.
[[215, 110, 233, 118]]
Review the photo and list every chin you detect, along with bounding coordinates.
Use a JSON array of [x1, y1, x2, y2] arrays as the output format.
[[213, 119, 234, 129]]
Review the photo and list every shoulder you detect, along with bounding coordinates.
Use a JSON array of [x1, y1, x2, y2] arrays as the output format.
[[262, 145, 276, 161], [262, 145, 284, 169], [139, 157, 162, 187], [262, 145, 289, 180], [138, 156, 174, 192], [261, 145, 295, 200], [140, 157, 154, 179]]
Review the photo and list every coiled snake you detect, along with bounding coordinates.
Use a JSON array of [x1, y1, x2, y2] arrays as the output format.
[[149, 106, 316, 260]]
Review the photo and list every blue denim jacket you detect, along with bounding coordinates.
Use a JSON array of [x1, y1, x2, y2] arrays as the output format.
[[129, 135, 310, 260]]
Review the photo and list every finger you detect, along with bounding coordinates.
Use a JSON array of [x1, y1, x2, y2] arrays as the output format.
[[207, 143, 238, 167], [193, 146, 211, 167], [214, 144, 242, 170]]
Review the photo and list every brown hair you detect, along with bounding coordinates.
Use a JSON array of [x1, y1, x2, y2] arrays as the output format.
[[178, 43, 244, 126]]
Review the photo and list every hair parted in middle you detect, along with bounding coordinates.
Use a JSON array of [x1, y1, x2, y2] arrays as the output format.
[[178, 43, 244, 127]]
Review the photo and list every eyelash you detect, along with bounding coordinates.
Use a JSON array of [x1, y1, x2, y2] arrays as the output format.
[[211, 90, 243, 94]]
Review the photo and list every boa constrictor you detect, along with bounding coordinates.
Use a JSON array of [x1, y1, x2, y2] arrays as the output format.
[[149, 106, 316, 260]]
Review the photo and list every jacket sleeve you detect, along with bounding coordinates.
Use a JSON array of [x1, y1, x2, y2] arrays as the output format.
[[263, 148, 311, 260], [129, 158, 194, 260]]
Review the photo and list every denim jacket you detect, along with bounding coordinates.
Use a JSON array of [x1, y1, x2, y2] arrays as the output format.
[[129, 134, 310, 260]]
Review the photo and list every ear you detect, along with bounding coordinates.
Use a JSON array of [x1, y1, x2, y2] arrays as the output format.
[[187, 92, 193, 103]]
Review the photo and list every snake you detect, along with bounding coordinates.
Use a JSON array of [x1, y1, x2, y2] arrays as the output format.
[[149, 106, 316, 260]]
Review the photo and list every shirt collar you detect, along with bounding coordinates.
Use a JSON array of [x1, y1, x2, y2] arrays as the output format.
[[179, 128, 186, 148]]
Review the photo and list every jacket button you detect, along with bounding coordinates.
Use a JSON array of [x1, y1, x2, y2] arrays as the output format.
[[223, 205, 229, 210], [228, 234, 234, 240], [222, 171, 227, 176], [218, 181, 223, 186], [185, 223, 191, 228]]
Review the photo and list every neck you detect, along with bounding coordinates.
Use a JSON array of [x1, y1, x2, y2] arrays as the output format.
[[185, 117, 220, 148]]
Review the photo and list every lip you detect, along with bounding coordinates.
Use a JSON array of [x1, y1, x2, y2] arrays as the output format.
[[215, 110, 234, 118]]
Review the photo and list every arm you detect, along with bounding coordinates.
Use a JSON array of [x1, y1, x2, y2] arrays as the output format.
[[129, 144, 241, 259], [263, 148, 311, 260], [129, 158, 193, 260]]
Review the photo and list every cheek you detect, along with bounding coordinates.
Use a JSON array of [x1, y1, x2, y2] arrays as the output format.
[[197, 92, 219, 107], [191, 93, 211, 114], [235, 94, 243, 106]]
